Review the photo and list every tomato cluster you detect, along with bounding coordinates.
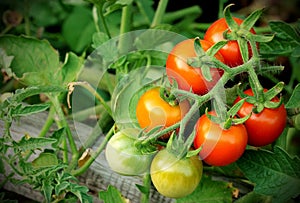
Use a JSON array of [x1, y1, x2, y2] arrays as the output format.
[[105, 15, 287, 199]]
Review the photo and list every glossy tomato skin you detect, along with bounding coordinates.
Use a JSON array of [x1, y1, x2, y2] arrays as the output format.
[[166, 39, 224, 95], [150, 149, 203, 198], [204, 17, 256, 67], [136, 87, 190, 132], [105, 129, 156, 176], [234, 89, 287, 147], [194, 112, 248, 166]]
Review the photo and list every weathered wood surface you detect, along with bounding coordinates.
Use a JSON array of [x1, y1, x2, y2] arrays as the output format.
[[0, 112, 174, 203]]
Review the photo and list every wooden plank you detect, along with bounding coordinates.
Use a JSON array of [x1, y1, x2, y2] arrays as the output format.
[[0, 112, 174, 203]]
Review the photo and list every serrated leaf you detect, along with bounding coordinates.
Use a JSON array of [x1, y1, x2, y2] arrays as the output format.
[[14, 137, 57, 151], [55, 181, 69, 195], [11, 103, 50, 117], [0, 35, 60, 86], [260, 21, 300, 57], [176, 175, 233, 203], [285, 83, 300, 108], [42, 179, 54, 203], [32, 152, 58, 169], [269, 21, 300, 42], [237, 147, 300, 203], [99, 185, 127, 203]]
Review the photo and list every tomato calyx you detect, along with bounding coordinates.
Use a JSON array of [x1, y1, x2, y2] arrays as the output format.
[[159, 87, 179, 106], [237, 81, 285, 114], [187, 37, 225, 82], [206, 98, 251, 130], [222, 4, 274, 63]]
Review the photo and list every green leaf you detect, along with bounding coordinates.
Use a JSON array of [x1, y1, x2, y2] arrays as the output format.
[[237, 147, 300, 203], [55, 181, 70, 196], [285, 83, 300, 108], [62, 6, 96, 53], [11, 103, 50, 117], [42, 179, 54, 203], [0, 35, 60, 86], [14, 136, 57, 151], [32, 152, 59, 169], [12, 86, 65, 103], [260, 21, 300, 57], [269, 21, 300, 42], [61, 52, 84, 85], [235, 192, 272, 203], [99, 185, 127, 203], [176, 175, 233, 203]]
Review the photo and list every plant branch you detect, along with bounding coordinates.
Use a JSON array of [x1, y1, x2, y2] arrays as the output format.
[[71, 124, 115, 176], [151, 0, 169, 27]]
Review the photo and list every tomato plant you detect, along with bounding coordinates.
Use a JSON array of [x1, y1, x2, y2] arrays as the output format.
[[204, 17, 256, 67], [166, 39, 224, 95], [194, 111, 248, 166], [234, 88, 287, 147], [150, 148, 203, 198], [136, 87, 190, 136], [105, 128, 156, 176], [1, 0, 300, 203]]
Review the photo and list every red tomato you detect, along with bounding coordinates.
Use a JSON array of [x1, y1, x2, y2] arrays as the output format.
[[136, 87, 190, 135], [234, 89, 287, 147], [166, 39, 224, 95], [194, 111, 248, 166], [204, 17, 256, 67]]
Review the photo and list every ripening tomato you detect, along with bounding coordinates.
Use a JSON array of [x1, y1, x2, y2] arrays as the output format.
[[166, 39, 224, 95], [234, 89, 287, 147], [194, 111, 248, 166], [150, 148, 203, 198], [136, 87, 190, 135], [105, 129, 156, 176], [204, 17, 256, 67]]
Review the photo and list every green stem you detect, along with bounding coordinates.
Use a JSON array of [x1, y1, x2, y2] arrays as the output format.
[[96, 4, 111, 38], [71, 124, 115, 176], [140, 173, 151, 203], [49, 94, 79, 170], [24, 0, 31, 36], [162, 5, 202, 23], [248, 66, 264, 101], [151, 0, 169, 27], [118, 4, 132, 54]]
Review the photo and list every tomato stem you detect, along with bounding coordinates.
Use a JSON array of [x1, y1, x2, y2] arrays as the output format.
[[151, 0, 169, 27], [71, 124, 115, 176], [140, 173, 151, 203]]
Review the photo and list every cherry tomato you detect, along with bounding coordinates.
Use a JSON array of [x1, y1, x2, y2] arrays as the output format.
[[150, 148, 203, 198], [166, 39, 224, 95], [105, 129, 156, 176], [204, 17, 256, 67], [234, 89, 287, 147], [194, 111, 248, 166], [136, 87, 190, 135]]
